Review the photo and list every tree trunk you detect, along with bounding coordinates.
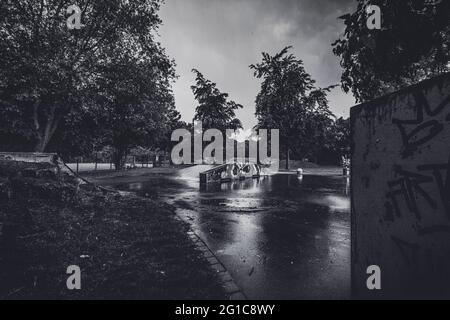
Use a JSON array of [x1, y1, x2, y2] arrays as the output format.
[[113, 147, 128, 171], [34, 123, 58, 152], [35, 137, 47, 153], [285, 148, 290, 170], [33, 103, 60, 152]]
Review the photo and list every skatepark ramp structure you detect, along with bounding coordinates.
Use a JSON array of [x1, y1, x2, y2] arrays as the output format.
[[199, 162, 261, 184]]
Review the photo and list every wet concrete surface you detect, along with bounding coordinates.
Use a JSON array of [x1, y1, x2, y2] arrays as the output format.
[[100, 167, 350, 299]]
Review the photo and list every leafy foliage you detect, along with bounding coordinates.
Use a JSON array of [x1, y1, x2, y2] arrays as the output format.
[[87, 37, 176, 169], [0, 0, 175, 158], [332, 0, 450, 102], [191, 69, 242, 131], [250, 46, 336, 168]]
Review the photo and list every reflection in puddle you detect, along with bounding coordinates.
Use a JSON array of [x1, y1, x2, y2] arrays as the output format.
[[309, 194, 351, 212], [128, 182, 143, 190]]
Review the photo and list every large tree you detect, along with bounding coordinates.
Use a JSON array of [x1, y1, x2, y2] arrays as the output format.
[[0, 0, 170, 152], [91, 39, 176, 170], [159, 105, 190, 156], [332, 0, 450, 102], [191, 69, 242, 131], [250, 47, 335, 169], [315, 117, 350, 165]]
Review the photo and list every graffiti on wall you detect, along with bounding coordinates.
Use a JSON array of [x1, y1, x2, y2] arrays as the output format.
[[352, 74, 450, 298], [383, 89, 450, 268], [392, 92, 450, 158]]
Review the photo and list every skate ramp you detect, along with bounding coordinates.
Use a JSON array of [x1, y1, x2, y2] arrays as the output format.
[[176, 165, 217, 181]]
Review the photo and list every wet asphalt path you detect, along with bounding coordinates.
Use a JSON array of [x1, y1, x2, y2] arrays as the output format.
[[101, 167, 351, 299]]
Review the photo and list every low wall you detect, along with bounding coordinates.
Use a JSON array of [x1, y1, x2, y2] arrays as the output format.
[[0, 152, 57, 163], [351, 73, 450, 299]]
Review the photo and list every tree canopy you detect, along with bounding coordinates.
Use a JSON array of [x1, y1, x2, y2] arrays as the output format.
[[250, 46, 336, 168], [332, 0, 450, 102], [191, 69, 242, 131], [0, 0, 175, 159]]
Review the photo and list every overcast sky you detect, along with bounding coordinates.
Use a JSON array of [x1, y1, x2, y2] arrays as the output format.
[[159, 0, 357, 129]]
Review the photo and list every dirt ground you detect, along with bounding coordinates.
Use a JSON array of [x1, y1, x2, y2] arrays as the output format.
[[0, 161, 226, 299]]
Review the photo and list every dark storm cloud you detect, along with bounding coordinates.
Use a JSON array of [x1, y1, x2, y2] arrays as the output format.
[[159, 0, 357, 128]]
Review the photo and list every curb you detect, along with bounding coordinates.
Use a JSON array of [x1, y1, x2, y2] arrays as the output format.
[[186, 230, 247, 300]]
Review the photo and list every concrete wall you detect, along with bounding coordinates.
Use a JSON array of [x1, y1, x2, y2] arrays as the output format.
[[351, 73, 450, 299], [0, 152, 57, 163]]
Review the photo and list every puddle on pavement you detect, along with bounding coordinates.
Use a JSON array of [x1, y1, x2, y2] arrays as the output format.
[[106, 168, 350, 299]]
